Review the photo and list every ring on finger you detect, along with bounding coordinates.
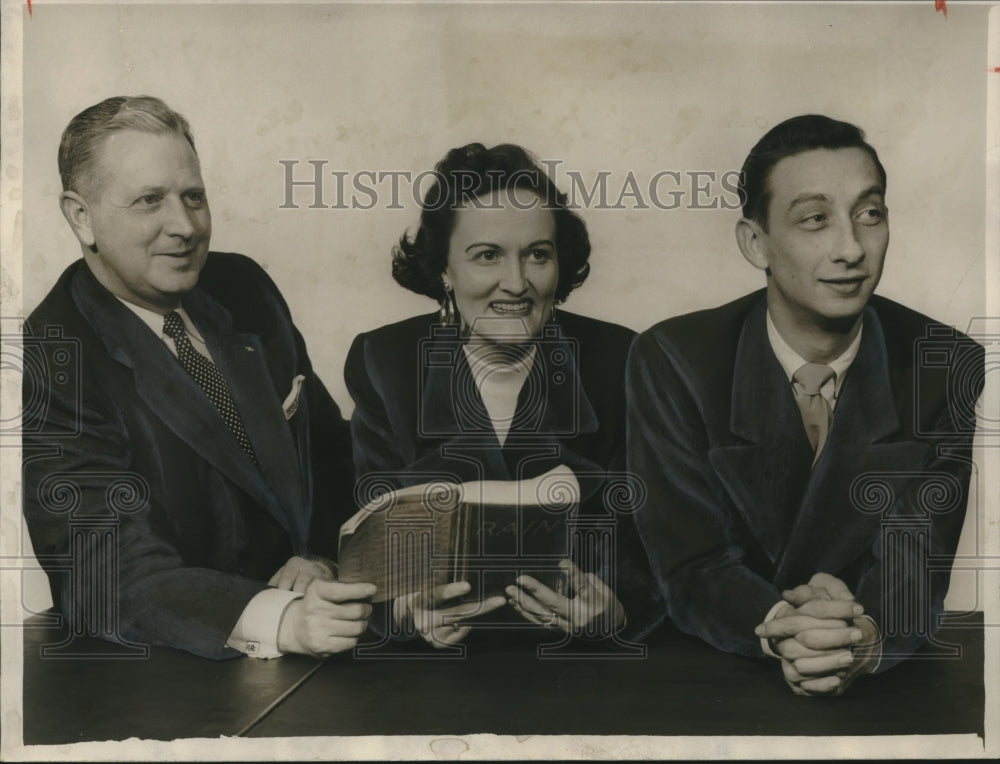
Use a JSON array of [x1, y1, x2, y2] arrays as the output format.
[[519, 605, 558, 624]]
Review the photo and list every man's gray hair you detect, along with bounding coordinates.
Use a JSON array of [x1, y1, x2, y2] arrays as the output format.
[[58, 95, 197, 196]]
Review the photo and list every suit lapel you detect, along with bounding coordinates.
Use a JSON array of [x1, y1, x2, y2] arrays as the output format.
[[184, 288, 308, 543], [416, 323, 602, 483], [707, 298, 814, 563], [71, 265, 300, 539], [776, 306, 929, 581], [419, 325, 512, 479], [505, 326, 604, 495], [518, 325, 600, 439]]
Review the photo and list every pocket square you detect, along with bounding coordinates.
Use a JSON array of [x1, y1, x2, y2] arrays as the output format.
[[282, 374, 307, 420]]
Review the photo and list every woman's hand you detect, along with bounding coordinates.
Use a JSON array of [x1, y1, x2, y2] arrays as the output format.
[[506, 559, 626, 638], [393, 581, 506, 648]]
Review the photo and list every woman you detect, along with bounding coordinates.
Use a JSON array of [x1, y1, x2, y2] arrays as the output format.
[[345, 143, 655, 647]]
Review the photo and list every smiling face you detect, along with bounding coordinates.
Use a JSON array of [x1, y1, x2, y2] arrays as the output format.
[[444, 189, 559, 344], [738, 147, 889, 345], [64, 129, 211, 313]]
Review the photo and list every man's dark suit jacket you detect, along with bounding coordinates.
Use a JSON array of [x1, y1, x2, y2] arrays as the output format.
[[22, 253, 354, 659], [627, 289, 983, 672], [345, 311, 662, 631]]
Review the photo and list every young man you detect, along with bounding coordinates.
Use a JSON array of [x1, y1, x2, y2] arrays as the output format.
[[23, 96, 374, 659], [627, 115, 983, 695]]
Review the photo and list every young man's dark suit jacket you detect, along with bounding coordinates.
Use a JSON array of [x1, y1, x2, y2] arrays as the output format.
[[627, 289, 983, 672], [22, 253, 354, 659], [345, 311, 663, 634]]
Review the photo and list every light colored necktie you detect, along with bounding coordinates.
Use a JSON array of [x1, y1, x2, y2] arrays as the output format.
[[792, 363, 835, 465], [163, 311, 257, 462]]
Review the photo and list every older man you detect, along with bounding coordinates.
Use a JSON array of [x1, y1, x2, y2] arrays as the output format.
[[23, 96, 373, 659], [627, 115, 983, 695]]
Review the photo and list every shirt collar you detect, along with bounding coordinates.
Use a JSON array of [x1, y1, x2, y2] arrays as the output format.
[[115, 297, 205, 343], [766, 309, 862, 400]]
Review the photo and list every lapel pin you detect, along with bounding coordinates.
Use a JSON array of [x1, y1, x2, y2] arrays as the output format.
[[244, 346, 255, 352]]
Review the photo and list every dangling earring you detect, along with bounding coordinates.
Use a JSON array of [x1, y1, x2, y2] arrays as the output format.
[[439, 282, 456, 325]]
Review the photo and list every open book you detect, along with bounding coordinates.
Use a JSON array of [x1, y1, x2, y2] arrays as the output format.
[[338, 465, 580, 604]]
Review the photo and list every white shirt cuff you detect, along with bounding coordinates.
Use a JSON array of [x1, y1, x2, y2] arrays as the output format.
[[856, 614, 882, 673], [760, 599, 788, 658], [226, 588, 303, 659]]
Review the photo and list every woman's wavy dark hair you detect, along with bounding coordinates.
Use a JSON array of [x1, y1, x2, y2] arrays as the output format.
[[392, 143, 591, 304]]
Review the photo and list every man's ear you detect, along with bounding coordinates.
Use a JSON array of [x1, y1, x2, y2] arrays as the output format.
[[735, 217, 769, 272], [59, 190, 97, 250]]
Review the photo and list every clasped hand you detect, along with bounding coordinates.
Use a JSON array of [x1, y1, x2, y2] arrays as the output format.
[[754, 572, 878, 696]]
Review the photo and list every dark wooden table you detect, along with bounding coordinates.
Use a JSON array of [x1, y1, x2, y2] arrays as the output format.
[[21, 613, 323, 744], [248, 615, 986, 739], [22, 612, 984, 743]]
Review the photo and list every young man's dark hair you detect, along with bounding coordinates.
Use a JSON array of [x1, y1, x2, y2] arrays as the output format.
[[738, 114, 887, 230]]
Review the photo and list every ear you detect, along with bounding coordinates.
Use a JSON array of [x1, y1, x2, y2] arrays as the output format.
[[735, 217, 769, 272], [59, 190, 97, 250]]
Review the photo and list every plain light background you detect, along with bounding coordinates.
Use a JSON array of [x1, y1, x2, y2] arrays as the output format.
[[13, 2, 992, 615]]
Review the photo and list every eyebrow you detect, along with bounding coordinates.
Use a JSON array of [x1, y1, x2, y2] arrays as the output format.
[[464, 239, 554, 253], [787, 193, 831, 212], [787, 185, 885, 213], [131, 183, 206, 194], [107, 186, 167, 207], [465, 241, 497, 253], [854, 185, 885, 202]]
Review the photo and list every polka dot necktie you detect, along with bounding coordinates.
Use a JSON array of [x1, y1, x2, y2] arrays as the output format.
[[792, 363, 835, 467], [162, 311, 257, 462]]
